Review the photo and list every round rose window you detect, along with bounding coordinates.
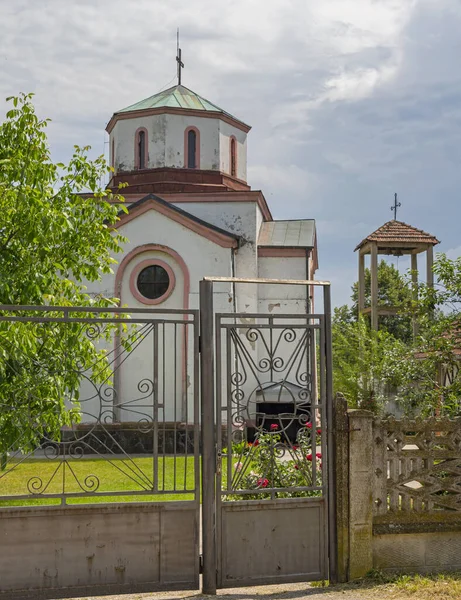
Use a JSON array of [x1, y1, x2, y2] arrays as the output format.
[[136, 265, 170, 300]]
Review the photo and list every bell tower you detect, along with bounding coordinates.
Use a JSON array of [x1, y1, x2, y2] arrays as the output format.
[[355, 219, 440, 331]]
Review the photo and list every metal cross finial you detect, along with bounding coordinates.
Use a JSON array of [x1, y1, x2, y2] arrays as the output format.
[[176, 28, 184, 85], [391, 192, 401, 220]]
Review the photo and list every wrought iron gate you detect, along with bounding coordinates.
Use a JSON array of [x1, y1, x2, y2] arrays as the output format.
[[0, 306, 200, 597], [200, 278, 336, 592], [0, 279, 334, 597]]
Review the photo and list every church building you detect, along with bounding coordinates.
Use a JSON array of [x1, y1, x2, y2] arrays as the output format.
[[82, 81, 319, 428], [99, 83, 318, 313]]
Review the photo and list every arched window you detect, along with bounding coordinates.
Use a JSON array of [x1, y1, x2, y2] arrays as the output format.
[[230, 136, 237, 177], [135, 127, 148, 170], [111, 139, 115, 168], [184, 126, 200, 169], [188, 129, 197, 168], [138, 130, 146, 169]]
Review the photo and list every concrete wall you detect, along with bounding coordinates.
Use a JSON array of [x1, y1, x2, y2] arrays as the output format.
[[373, 531, 461, 574], [336, 400, 461, 581], [0, 503, 198, 597]]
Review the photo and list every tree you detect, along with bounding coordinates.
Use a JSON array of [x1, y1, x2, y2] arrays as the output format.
[[350, 260, 413, 343], [0, 93, 127, 460], [333, 252, 461, 416], [387, 253, 461, 416], [332, 314, 404, 411], [332, 260, 413, 409]]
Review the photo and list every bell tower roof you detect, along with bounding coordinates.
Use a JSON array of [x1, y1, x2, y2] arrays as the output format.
[[107, 84, 250, 133]]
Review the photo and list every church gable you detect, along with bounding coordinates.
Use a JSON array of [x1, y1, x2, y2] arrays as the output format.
[[116, 193, 239, 249]]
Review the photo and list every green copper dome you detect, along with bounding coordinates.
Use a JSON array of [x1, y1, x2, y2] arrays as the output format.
[[116, 84, 248, 127]]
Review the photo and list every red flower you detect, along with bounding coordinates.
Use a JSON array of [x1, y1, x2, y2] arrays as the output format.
[[316, 453, 322, 459], [270, 423, 279, 431], [292, 445, 299, 451], [306, 422, 313, 429], [253, 439, 259, 447], [257, 477, 269, 488], [294, 464, 299, 470], [317, 429, 322, 435], [306, 453, 313, 461]]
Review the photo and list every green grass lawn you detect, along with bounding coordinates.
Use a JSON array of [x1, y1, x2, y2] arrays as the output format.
[[0, 455, 197, 507]]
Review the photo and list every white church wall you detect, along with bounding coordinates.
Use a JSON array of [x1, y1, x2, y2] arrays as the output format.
[[83, 209, 233, 424], [257, 256, 308, 313], [112, 114, 167, 172], [112, 112, 247, 176], [172, 201, 256, 241], [164, 114, 220, 170], [112, 113, 224, 172], [218, 121, 248, 181], [176, 200, 259, 313]]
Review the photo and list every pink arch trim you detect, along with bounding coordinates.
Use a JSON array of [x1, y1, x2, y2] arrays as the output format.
[[114, 243, 190, 309], [134, 127, 149, 170], [184, 126, 200, 169]]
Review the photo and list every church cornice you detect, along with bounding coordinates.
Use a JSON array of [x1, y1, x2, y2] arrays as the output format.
[[106, 106, 252, 135], [107, 167, 250, 195]]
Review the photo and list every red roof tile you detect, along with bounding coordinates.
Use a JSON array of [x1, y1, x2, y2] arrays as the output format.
[[355, 220, 439, 251]]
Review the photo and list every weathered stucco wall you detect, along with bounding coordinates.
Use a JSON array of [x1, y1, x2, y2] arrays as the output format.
[[111, 113, 247, 177], [218, 120, 247, 181], [258, 256, 308, 314], [0, 503, 198, 597]]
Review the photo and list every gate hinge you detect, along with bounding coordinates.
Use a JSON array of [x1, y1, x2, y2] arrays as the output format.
[[199, 554, 203, 573]]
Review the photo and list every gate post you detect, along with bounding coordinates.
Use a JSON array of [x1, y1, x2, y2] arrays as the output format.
[[348, 409, 374, 580], [200, 279, 217, 595], [324, 284, 338, 584]]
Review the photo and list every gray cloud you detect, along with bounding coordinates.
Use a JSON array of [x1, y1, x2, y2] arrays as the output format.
[[1, 0, 460, 306]]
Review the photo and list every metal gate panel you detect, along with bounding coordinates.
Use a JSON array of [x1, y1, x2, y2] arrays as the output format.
[[0, 306, 200, 597], [200, 277, 336, 592], [220, 499, 325, 587]]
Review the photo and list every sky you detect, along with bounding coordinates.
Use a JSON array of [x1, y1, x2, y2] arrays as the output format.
[[1, 0, 460, 307]]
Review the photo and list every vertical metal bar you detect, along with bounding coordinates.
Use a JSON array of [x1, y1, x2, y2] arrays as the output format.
[[200, 279, 217, 595], [173, 323, 177, 491], [224, 326, 231, 494], [153, 323, 159, 493], [324, 285, 338, 584], [193, 315, 200, 499], [185, 320, 190, 490], [162, 322, 166, 491]]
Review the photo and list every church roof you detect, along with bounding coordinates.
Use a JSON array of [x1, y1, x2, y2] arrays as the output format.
[[115, 85, 250, 129], [258, 220, 316, 248], [355, 220, 440, 251]]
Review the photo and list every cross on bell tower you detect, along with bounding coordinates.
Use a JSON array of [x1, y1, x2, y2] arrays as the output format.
[[390, 192, 401, 220], [176, 28, 184, 85]]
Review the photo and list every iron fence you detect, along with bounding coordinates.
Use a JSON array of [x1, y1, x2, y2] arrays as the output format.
[[0, 306, 199, 505]]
